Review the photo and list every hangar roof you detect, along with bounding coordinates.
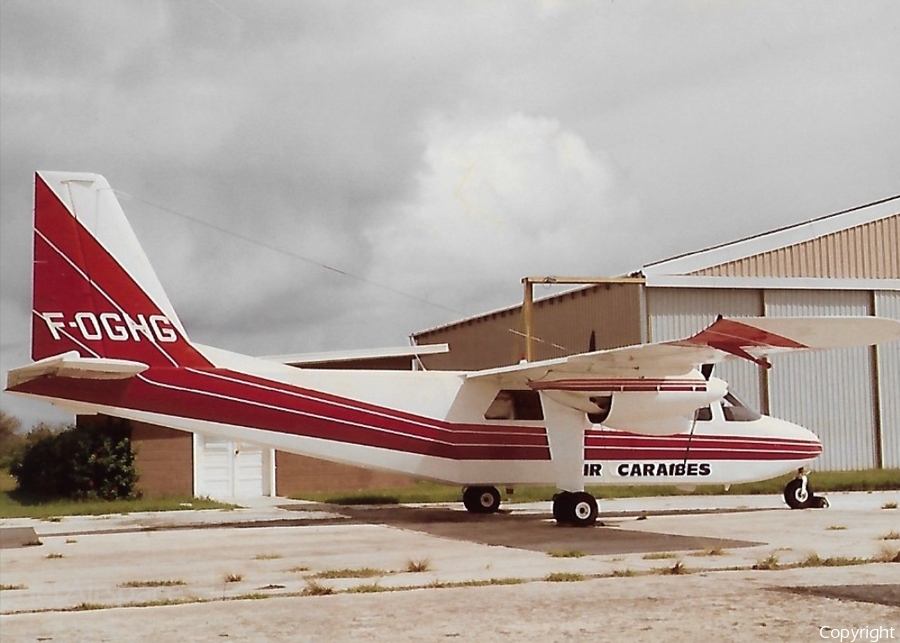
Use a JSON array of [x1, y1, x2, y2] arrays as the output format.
[[642, 195, 899, 285]]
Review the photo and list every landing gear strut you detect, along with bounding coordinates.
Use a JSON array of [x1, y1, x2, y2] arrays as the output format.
[[552, 491, 598, 527], [784, 472, 829, 509], [462, 486, 501, 514]]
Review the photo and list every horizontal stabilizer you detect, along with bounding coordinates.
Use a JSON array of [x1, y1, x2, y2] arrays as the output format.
[[7, 351, 148, 388]]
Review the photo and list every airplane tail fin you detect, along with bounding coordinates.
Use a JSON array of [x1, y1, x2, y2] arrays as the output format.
[[31, 171, 209, 368]]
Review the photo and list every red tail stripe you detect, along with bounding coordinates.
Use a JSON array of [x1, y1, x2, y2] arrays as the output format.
[[32, 175, 210, 368]]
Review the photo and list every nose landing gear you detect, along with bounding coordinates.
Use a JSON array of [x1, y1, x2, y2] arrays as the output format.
[[784, 471, 829, 509]]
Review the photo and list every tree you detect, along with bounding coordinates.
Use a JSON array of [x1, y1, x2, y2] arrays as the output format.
[[0, 409, 25, 468]]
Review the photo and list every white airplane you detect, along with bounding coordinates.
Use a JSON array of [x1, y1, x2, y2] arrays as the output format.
[[7, 172, 900, 525]]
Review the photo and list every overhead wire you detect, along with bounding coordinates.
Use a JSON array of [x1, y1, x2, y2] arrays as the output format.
[[114, 190, 575, 355]]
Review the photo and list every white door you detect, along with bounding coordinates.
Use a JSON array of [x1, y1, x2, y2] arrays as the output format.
[[194, 435, 273, 498]]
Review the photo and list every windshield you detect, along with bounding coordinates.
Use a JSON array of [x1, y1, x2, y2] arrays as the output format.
[[722, 390, 761, 422]]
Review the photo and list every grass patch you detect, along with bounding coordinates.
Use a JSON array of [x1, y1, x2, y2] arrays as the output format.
[[228, 593, 270, 601], [826, 525, 847, 531], [611, 569, 638, 577], [642, 551, 678, 560], [302, 580, 334, 596], [224, 573, 243, 583], [797, 553, 869, 568], [429, 577, 525, 589], [690, 547, 727, 557], [547, 549, 586, 558], [291, 470, 900, 506], [874, 546, 900, 563], [473, 577, 524, 587], [254, 553, 282, 560], [1, 583, 27, 590], [882, 501, 898, 509], [405, 558, 431, 573], [312, 568, 388, 579], [118, 580, 186, 588], [664, 560, 688, 575], [287, 566, 311, 573], [45, 552, 64, 559], [753, 554, 780, 570], [71, 602, 106, 611], [544, 572, 586, 582], [0, 469, 236, 519], [881, 531, 900, 541], [346, 582, 389, 594]]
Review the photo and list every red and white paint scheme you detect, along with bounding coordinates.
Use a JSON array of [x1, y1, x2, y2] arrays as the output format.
[[7, 172, 900, 525]]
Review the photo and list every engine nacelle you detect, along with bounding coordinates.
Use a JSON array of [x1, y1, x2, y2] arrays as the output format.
[[538, 376, 728, 435]]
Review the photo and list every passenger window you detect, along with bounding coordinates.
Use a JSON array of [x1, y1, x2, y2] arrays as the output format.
[[484, 390, 544, 421]]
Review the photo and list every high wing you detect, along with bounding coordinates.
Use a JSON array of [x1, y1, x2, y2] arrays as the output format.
[[261, 344, 449, 367], [468, 316, 900, 385]]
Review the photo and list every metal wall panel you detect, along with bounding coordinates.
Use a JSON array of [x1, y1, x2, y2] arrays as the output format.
[[765, 290, 875, 471], [874, 291, 900, 468], [531, 283, 644, 361], [647, 288, 764, 411]]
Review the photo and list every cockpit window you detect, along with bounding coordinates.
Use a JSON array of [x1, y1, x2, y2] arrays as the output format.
[[694, 406, 713, 422], [722, 391, 761, 422]]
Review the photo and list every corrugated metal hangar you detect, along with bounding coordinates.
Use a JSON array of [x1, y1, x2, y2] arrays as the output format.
[[413, 197, 900, 473]]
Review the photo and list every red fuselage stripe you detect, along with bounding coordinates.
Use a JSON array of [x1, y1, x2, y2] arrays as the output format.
[[12, 367, 821, 463]]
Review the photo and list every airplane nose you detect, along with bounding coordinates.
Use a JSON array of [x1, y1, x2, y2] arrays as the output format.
[[791, 421, 823, 457]]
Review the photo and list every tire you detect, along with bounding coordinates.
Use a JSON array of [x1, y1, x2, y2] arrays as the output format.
[[463, 486, 501, 513], [784, 478, 814, 509]]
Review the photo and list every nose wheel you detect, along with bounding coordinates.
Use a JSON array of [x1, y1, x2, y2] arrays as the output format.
[[552, 491, 598, 527], [784, 475, 829, 509]]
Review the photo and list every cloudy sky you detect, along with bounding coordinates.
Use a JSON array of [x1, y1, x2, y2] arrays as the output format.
[[2, 1, 898, 428]]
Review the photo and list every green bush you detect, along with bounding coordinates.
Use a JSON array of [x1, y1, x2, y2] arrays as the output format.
[[10, 419, 138, 500]]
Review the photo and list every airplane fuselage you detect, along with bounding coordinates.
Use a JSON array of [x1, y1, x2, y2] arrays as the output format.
[[11, 341, 822, 490]]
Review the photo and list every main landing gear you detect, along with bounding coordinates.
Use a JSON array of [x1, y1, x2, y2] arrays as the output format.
[[784, 472, 829, 509], [462, 486, 502, 514], [552, 491, 598, 527]]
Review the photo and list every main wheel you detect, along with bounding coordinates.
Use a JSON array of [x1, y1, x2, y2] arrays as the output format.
[[463, 486, 501, 513], [784, 478, 814, 509], [552, 491, 597, 527]]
